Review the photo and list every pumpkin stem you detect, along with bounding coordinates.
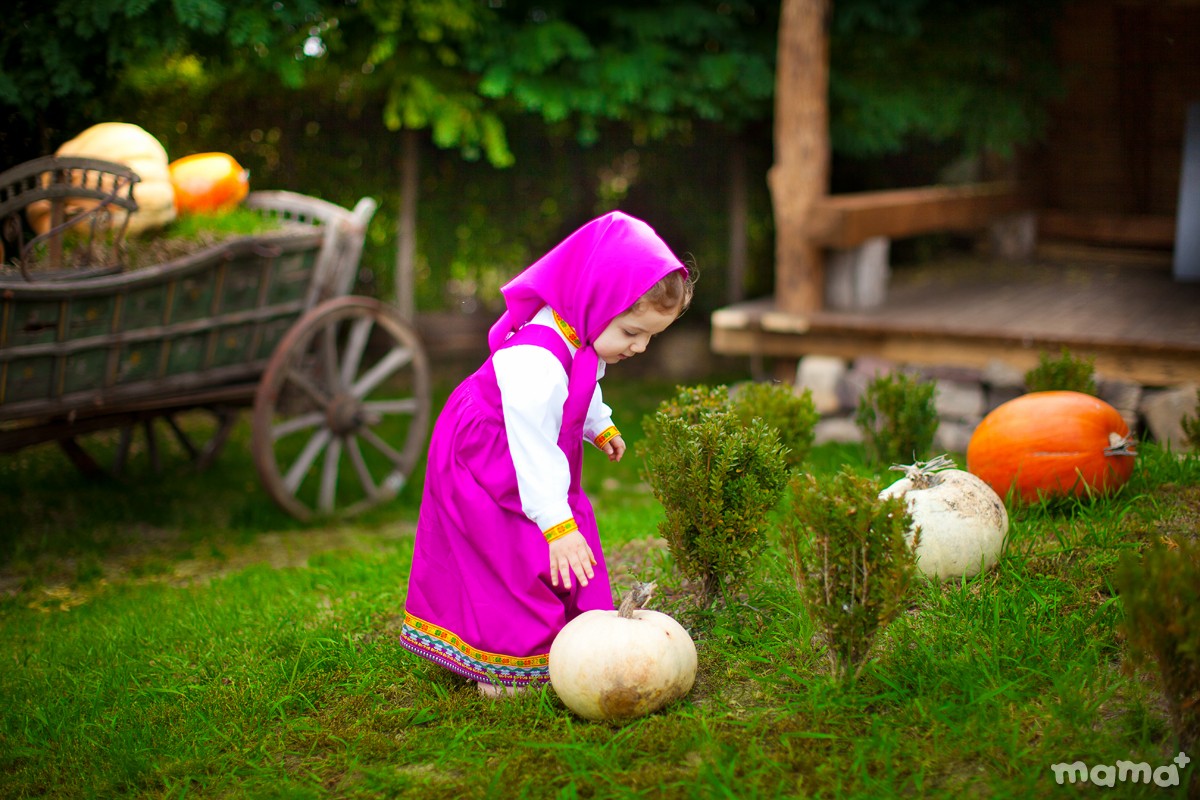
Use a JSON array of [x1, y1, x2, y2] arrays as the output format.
[[889, 453, 957, 490], [618, 581, 657, 618], [1104, 433, 1138, 458]]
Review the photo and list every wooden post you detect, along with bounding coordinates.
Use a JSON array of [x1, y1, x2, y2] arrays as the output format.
[[395, 128, 419, 321], [1176, 102, 1200, 282], [728, 134, 748, 304], [767, 0, 831, 315]]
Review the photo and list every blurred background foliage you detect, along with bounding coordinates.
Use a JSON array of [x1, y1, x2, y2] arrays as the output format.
[[1, 0, 1061, 317]]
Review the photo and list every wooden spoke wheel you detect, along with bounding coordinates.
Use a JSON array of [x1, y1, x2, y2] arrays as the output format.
[[252, 296, 431, 520], [56, 405, 239, 478]]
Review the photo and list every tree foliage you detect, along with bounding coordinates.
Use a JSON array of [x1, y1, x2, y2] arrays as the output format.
[[828, 0, 1063, 159], [312, 0, 779, 166], [472, 1, 778, 145], [0, 0, 324, 154], [4, 0, 1062, 168], [318, 0, 516, 166], [3, 0, 780, 168]]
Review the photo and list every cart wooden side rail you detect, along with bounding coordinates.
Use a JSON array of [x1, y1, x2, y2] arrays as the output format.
[[0, 156, 431, 520]]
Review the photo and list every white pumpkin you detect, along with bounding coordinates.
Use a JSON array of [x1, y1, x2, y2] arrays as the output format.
[[549, 582, 697, 722], [879, 455, 1009, 581], [28, 122, 177, 236]]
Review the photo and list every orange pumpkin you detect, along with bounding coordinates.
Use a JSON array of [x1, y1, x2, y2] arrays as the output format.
[[168, 152, 249, 214], [966, 391, 1137, 503]]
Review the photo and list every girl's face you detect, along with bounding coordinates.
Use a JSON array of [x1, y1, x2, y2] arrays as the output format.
[[593, 304, 678, 365]]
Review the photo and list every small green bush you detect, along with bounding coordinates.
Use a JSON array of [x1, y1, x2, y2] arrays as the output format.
[[1114, 537, 1200, 756], [779, 470, 919, 683], [854, 371, 938, 467], [733, 381, 819, 470], [1023, 347, 1097, 395], [652, 384, 730, 425], [639, 385, 791, 608]]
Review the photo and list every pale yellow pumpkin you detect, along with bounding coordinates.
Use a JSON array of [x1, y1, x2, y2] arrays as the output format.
[[548, 582, 697, 722], [27, 122, 176, 236]]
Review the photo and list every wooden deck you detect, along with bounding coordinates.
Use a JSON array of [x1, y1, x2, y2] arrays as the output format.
[[711, 256, 1200, 385]]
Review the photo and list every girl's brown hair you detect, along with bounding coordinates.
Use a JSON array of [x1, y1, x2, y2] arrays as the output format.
[[632, 267, 697, 318]]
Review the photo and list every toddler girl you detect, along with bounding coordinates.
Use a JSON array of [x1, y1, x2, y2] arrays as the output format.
[[399, 211, 693, 694]]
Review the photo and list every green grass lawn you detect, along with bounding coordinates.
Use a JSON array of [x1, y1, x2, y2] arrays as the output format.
[[1, 375, 1197, 799]]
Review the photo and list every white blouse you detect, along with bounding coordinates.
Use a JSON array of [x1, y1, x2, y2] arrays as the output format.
[[493, 305, 614, 532]]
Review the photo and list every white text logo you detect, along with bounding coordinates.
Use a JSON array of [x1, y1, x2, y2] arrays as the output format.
[[1051, 752, 1190, 788]]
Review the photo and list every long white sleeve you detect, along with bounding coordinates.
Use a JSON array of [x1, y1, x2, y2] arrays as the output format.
[[495, 307, 620, 532], [584, 378, 616, 444], [494, 337, 575, 532]]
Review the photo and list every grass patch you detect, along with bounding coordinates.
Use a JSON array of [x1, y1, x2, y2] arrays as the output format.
[[2, 377, 1197, 798]]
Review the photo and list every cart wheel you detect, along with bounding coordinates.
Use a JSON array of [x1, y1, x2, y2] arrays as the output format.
[[252, 296, 431, 520], [57, 406, 239, 477]]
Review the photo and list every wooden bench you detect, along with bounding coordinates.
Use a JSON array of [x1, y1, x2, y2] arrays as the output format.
[[801, 181, 1034, 309]]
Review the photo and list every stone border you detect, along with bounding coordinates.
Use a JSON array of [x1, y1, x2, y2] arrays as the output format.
[[793, 354, 1199, 454]]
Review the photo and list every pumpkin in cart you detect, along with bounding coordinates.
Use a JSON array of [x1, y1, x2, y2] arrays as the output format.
[[27, 122, 177, 236], [169, 152, 250, 214], [966, 390, 1137, 503], [549, 582, 696, 722]]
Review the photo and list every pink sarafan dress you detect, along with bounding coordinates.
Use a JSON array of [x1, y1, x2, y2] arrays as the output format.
[[399, 211, 688, 686]]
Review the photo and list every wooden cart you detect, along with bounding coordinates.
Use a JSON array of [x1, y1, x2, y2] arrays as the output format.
[[0, 156, 431, 520]]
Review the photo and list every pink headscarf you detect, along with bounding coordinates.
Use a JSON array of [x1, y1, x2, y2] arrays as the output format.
[[488, 211, 688, 442]]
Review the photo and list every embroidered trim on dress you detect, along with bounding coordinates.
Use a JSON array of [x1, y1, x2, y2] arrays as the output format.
[[551, 309, 582, 349], [542, 517, 578, 543], [399, 612, 550, 684], [593, 426, 620, 448]]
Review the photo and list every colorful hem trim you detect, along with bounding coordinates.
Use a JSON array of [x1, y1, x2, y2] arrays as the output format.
[[399, 612, 549, 685], [543, 517, 578, 543], [593, 426, 620, 449], [551, 309, 582, 349]]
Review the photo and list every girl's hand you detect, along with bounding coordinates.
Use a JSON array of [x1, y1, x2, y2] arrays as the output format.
[[601, 435, 626, 463], [549, 531, 596, 590]]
